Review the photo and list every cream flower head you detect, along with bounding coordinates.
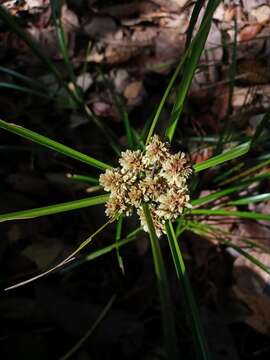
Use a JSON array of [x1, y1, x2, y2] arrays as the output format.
[[99, 169, 123, 193], [99, 135, 192, 236], [157, 188, 191, 220], [119, 150, 144, 173], [161, 153, 192, 186], [143, 135, 169, 166]]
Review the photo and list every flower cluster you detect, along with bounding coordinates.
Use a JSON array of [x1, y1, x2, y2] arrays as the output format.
[[99, 135, 192, 237]]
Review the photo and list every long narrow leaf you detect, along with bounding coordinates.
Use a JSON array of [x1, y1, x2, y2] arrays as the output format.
[[229, 193, 270, 206], [0, 82, 54, 100], [85, 227, 141, 262], [219, 157, 270, 186], [191, 184, 248, 207], [0, 5, 82, 108], [50, 0, 82, 103], [166, 0, 221, 142], [0, 5, 61, 80], [213, 162, 244, 183], [193, 142, 250, 173], [165, 221, 210, 360], [62, 227, 142, 273], [223, 242, 270, 275], [66, 173, 99, 185], [188, 222, 270, 277], [0, 194, 109, 222], [0, 81, 74, 108], [0, 66, 47, 90], [59, 294, 116, 360], [115, 216, 125, 274], [5, 219, 112, 290], [132, 128, 145, 150], [103, 71, 134, 149], [251, 110, 270, 147], [191, 209, 270, 221], [188, 220, 270, 255], [145, 53, 187, 144], [84, 103, 121, 156], [236, 172, 270, 187], [0, 119, 111, 170], [185, 0, 205, 49], [227, 17, 238, 115], [0, 82, 70, 108], [214, 17, 238, 155], [142, 204, 179, 359], [0, 4, 121, 152]]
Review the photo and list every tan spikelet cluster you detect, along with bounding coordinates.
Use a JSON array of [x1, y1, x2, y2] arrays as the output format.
[[99, 135, 192, 237]]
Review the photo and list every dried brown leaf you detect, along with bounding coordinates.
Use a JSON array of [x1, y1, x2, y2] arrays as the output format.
[[239, 23, 263, 41]]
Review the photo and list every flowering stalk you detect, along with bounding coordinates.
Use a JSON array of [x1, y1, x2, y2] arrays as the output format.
[[142, 204, 179, 359], [99, 135, 192, 237], [165, 221, 210, 360]]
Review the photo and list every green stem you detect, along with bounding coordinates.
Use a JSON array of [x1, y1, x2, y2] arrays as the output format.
[[142, 204, 179, 359], [165, 221, 210, 360]]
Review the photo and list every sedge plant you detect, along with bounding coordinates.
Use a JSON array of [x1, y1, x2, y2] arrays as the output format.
[[1, 0, 270, 359]]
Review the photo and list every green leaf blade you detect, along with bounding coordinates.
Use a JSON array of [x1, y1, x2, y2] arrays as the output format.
[[0, 5, 61, 80], [142, 204, 179, 359], [166, 0, 221, 142], [165, 221, 210, 360], [0, 194, 109, 222], [229, 193, 270, 206], [191, 185, 246, 207], [191, 209, 270, 221], [0, 119, 111, 170], [194, 142, 250, 173]]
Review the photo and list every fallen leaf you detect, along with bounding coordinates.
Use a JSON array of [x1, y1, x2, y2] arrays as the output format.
[[111, 68, 129, 94], [124, 81, 143, 100], [233, 285, 270, 334], [61, 4, 79, 32], [3, 0, 49, 15], [239, 23, 263, 41], [232, 87, 254, 108], [26, 0, 48, 9], [251, 5, 270, 24], [83, 16, 117, 38], [159, 13, 189, 31], [76, 72, 93, 92], [151, 0, 186, 11], [124, 81, 145, 105], [105, 44, 140, 64], [224, 6, 236, 23], [238, 58, 270, 84], [191, 146, 213, 165], [173, 0, 189, 7], [233, 250, 270, 334], [213, 3, 225, 22], [92, 101, 119, 120], [242, 0, 269, 13], [131, 26, 157, 44]]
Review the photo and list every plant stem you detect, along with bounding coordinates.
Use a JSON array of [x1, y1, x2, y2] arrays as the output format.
[[142, 204, 179, 360], [165, 221, 210, 360]]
